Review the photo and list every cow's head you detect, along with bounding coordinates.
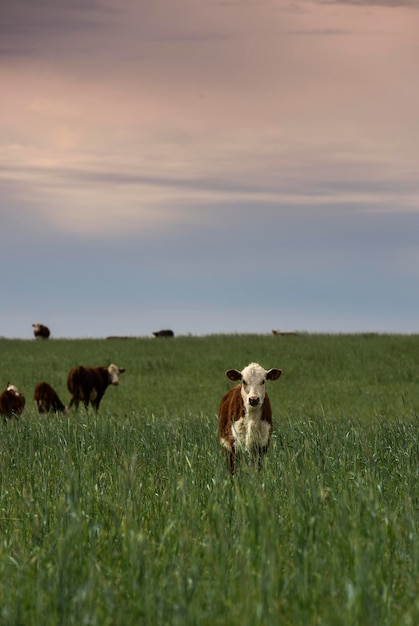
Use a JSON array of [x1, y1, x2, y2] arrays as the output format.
[[226, 362, 281, 408], [107, 364, 126, 385], [6, 383, 20, 396]]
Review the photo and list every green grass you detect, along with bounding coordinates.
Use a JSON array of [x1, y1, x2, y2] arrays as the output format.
[[1, 333, 419, 625]]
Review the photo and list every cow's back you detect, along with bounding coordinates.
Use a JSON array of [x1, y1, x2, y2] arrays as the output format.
[[68, 366, 107, 390]]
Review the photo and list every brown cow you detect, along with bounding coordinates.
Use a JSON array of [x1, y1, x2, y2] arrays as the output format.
[[0, 383, 26, 421], [67, 364, 125, 411], [32, 323, 50, 339], [34, 381, 67, 414], [218, 362, 282, 474]]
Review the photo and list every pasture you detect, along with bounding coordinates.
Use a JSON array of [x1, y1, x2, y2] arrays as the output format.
[[1, 333, 419, 625]]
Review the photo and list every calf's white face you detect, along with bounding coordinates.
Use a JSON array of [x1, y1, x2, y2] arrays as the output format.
[[107, 364, 126, 385], [226, 362, 282, 408], [6, 384, 20, 396]]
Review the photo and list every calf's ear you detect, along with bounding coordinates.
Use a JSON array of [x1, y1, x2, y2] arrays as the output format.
[[119, 368, 126, 374], [266, 368, 282, 381], [226, 369, 242, 382]]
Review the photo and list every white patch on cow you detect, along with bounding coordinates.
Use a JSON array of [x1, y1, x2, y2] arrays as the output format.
[[107, 363, 124, 385], [6, 384, 20, 396], [232, 417, 272, 451], [226, 363, 281, 410], [239, 362, 269, 409], [220, 438, 232, 452], [227, 363, 271, 410]]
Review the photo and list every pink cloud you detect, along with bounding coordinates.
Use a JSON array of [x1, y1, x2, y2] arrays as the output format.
[[1, 0, 418, 237]]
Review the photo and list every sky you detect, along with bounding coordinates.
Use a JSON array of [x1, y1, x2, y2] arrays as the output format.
[[1, 0, 419, 339]]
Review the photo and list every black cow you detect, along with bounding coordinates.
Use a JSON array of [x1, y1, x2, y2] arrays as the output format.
[[152, 329, 174, 338]]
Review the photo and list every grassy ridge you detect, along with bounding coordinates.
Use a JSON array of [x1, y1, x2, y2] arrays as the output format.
[[1, 334, 419, 625]]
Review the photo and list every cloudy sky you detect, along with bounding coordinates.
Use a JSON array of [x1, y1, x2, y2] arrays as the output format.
[[1, 0, 419, 338]]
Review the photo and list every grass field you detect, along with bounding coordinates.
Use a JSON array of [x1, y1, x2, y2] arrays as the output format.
[[1, 333, 419, 625]]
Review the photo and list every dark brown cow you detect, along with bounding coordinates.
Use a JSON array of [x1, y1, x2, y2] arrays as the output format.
[[0, 384, 26, 421], [67, 364, 125, 411], [218, 362, 282, 474], [32, 323, 50, 339], [34, 381, 67, 414]]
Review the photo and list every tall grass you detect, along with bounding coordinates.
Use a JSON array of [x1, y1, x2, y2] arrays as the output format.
[[0, 334, 419, 624]]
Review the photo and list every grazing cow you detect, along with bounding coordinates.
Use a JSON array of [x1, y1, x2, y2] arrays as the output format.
[[152, 329, 174, 338], [0, 383, 26, 421], [34, 381, 67, 414], [218, 362, 282, 475], [33, 323, 50, 339], [67, 364, 125, 411]]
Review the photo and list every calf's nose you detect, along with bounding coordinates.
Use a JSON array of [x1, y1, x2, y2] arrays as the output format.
[[249, 396, 259, 407]]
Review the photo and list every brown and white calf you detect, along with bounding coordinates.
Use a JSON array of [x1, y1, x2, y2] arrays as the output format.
[[218, 362, 282, 474], [67, 364, 125, 411], [0, 383, 26, 421], [34, 381, 67, 414], [32, 323, 50, 339]]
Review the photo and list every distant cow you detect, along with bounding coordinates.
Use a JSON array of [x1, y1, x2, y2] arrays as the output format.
[[152, 329, 174, 338], [218, 362, 282, 474], [34, 381, 67, 414], [33, 323, 50, 339], [0, 383, 26, 421], [67, 364, 125, 411]]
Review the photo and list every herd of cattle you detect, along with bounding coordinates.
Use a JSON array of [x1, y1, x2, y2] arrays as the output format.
[[0, 323, 127, 421], [33, 324, 297, 342], [0, 364, 126, 422], [3, 323, 283, 474], [1, 360, 281, 475]]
